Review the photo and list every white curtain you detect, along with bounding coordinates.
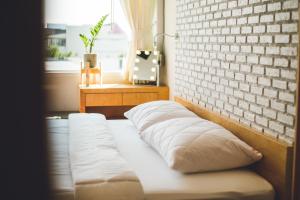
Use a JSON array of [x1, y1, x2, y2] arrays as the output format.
[[120, 0, 156, 81]]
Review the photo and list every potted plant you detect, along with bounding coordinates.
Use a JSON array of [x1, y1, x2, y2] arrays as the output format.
[[79, 14, 108, 68]]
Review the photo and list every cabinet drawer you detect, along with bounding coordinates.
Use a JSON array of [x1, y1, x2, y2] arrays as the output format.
[[86, 93, 122, 106], [123, 93, 158, 106]]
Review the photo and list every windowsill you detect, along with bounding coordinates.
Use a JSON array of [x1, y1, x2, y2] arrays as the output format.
[[45, 68, 80, 74], [45, 61, 129, 84], [44, 61, 124, 74], [102, 72, 130, 84], [45, 60, 81, 74]]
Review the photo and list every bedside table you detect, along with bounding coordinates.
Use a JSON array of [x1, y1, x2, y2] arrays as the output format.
[[79, 84, 169, 117]]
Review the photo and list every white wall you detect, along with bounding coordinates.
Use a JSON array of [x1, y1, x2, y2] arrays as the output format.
[[174, 0, 298, 143], [163, 0, 176, 99]]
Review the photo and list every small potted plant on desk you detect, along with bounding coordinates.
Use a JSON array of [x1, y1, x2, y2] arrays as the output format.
[[79, 14, 108, 86]]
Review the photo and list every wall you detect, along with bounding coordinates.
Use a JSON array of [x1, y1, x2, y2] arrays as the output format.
[[45, 71, 132, 112], [172, 0, 298, 143], [45, 72, 80, 111]]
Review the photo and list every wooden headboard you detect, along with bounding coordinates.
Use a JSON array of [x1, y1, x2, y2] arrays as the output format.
[[174, 96, 294, 200]]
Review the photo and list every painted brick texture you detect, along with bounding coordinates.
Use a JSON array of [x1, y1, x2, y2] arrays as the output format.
[[175, 0, 298, 143]]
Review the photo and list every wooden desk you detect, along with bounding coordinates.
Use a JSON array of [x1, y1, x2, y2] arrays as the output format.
[[79, 84, 169, 117]]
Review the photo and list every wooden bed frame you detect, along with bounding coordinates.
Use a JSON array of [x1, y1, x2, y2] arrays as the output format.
[[175, 96, 294, 200]]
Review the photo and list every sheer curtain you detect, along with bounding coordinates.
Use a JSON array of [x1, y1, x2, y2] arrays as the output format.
[[120, 0, 156, 81]]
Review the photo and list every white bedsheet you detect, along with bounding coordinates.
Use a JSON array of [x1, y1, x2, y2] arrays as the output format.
[[108, 120, 274, 200], [48, 119, 74, 200], [68, 114, 144, 200], [48, 119, 274, 200]]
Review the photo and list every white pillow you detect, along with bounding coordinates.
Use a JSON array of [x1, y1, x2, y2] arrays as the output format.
[[141, 117, 262, 173], [124, 100, 197, 132]]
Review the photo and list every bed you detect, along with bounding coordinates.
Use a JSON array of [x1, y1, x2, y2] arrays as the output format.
[[48, 97, 293, 200]]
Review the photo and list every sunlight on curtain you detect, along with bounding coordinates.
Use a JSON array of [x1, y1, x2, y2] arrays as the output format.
[[120, 0, 156, 81]]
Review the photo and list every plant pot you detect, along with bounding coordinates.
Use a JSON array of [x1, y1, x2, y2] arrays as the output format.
[[84, 53, 97, 68]]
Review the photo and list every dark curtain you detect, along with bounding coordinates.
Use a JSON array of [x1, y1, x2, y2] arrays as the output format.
[[0, 0, 49, 200]]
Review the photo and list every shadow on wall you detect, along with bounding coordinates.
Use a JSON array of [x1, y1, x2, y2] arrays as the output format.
[[45, 72, 80, 112], [44, 71, 129, 112]]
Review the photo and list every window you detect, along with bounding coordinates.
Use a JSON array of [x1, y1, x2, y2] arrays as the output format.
[[44, 0, 130, 72]]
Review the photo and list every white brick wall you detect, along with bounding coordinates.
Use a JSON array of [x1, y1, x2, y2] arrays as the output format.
[[175, 0, 298, 143]]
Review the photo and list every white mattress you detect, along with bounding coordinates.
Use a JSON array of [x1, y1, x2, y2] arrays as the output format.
[[108, 120, 274, 200], [48, 119, 74, 200], [48, 119, 274, 200]]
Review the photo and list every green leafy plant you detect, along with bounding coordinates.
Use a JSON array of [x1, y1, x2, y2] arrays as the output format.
[[47, 45, 73, 60], [79, 14, 108, 53]]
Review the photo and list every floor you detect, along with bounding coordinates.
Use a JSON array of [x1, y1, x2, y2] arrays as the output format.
[[47, 111, 78, 119], [47, 103, 134, 119]]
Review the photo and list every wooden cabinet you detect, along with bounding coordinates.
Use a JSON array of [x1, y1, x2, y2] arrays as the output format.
[[122, 93, 158, 105], [86, 93, 122, 106], [79, 84, 169, 115]]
